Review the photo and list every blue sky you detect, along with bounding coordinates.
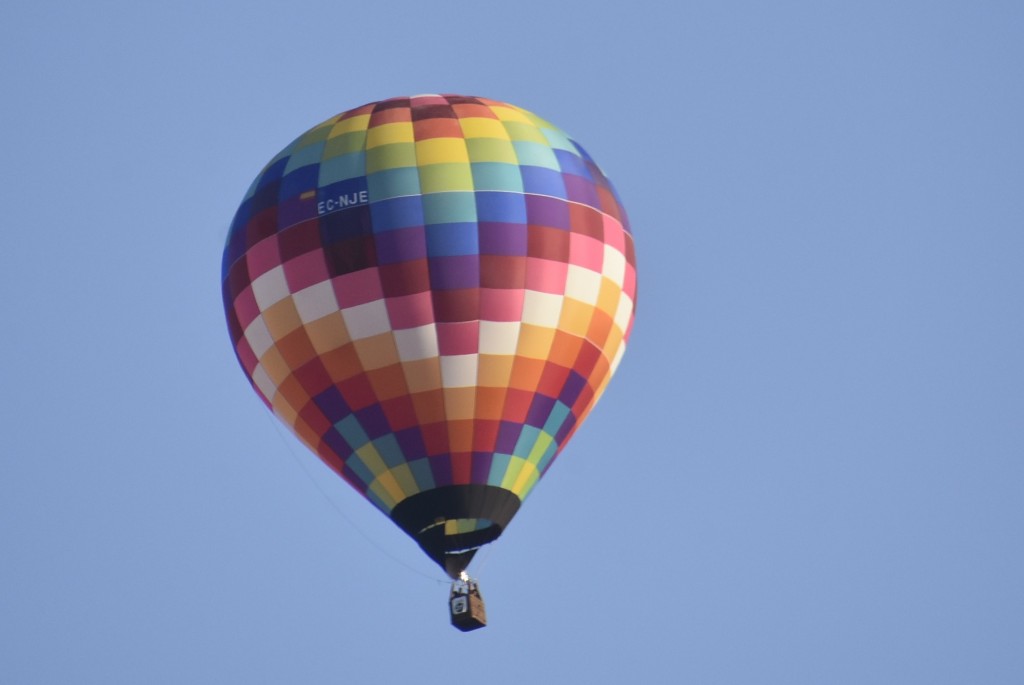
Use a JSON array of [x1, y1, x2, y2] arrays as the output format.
[[2, 1, 1022, 683]]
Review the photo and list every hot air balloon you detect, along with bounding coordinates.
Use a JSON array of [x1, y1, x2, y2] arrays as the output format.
[[222, 95, 636, 629]]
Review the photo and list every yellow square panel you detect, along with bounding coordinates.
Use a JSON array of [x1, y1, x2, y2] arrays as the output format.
[[418, 163, 474, 193], [459, 117, 511, 140], [366, 122, 415, 148], [259, 346, 291, 385], [558, 298, 594, 339], [304, 312, 351, 355], [466, 138, 518, 164], [415, 137, 470, 165], [477, 354, 515, 388], [516, 324, 556, 360], [330, 114, 371, 137], [402, 357, 442, 393], [596, 277, 622, 317], [354, 332, 400, 370], [262, 297, 302, 339], [490, 105, 534, 124]]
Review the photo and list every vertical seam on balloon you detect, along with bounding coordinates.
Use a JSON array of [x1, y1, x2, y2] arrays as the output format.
[[447, 98, 484, 485], [406, 96, 451, 488], [482, 101, 529, 491], [363, 102, 417, 506], [505, 107, 571, 496], [335, 101, 405, 509]]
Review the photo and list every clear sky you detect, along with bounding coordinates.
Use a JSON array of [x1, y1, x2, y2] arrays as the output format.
[[2, 1, 1022, 683]]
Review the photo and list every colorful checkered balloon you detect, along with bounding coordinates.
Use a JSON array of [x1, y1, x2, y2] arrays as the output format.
[[222, 95, 637, 577]]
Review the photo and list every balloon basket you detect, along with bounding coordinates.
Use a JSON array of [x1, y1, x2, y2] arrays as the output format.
[[449, 574, 486, 632]]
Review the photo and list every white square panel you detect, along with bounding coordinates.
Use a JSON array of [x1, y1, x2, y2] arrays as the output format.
[[602, 245, 626, 284], [341, 299, 391, 340], [614, 292, 633, 333], [521, 290, 563, 328], [565, 264, 602, 305], [251, 265, 290, 310], [441, 354, 479, 388], [479, 321, 520, 355], [394, 324, 439, 361], [252, 363, 277, 402], [243, 316, 274, 359], [292, 280, 339, 324]]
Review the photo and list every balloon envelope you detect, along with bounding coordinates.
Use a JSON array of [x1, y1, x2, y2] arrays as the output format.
[[222, 95, 637, 576]]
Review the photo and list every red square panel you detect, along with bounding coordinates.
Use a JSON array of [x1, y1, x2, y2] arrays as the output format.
[[449, 451, 472, 484], [379, 259, 431, 297], [433, 288, 479, 322], [480, 255, 526, 288], [437, 321, 479, 355], [420, 421, 450, 456], [379, 394, 420, 432], [414, 118, 464, 140], [502, 388, 534, 423], [336, 373, 377, 410], [472, 419, 501, 452]]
